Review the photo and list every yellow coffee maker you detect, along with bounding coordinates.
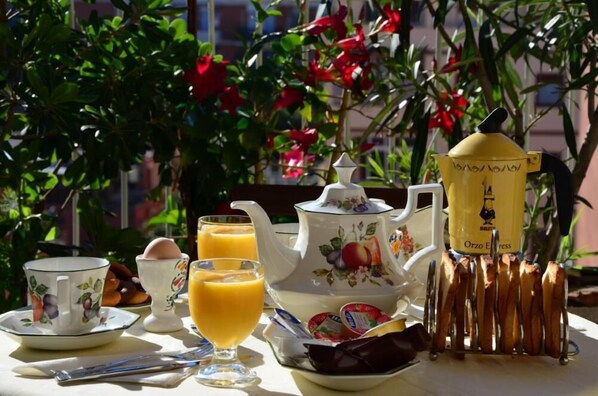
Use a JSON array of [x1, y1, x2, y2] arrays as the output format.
[[434, 107, 574, 255]]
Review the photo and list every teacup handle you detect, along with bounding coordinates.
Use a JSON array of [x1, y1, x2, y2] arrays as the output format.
[[56, 275, 71, 329], [388, 184, 444, 273]]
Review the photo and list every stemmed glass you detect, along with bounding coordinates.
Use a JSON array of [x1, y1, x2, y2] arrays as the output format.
[[188, 258, 264, 387], [197, 215, 257, 261]]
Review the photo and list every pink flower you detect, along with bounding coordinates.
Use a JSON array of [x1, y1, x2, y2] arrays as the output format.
[[281, 146, 315, 179]]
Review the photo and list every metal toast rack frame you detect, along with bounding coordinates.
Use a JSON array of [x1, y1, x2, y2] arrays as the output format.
[[423, 230, 578, 365]]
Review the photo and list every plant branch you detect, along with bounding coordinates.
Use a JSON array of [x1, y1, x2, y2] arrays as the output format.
[[326, 89, 351, 184]]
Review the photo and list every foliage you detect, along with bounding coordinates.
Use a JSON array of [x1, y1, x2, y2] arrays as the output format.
[[0, 0, 202, 311]]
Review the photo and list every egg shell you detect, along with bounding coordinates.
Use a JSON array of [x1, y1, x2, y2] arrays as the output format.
[[142, 237, 181, 259]]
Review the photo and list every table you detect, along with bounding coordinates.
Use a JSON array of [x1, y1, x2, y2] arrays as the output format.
[[1, 302, 598, 396]]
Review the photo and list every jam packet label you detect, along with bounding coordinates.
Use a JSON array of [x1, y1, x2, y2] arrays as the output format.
[[340, 302, 392, 338], [308, 312, 345, 342]]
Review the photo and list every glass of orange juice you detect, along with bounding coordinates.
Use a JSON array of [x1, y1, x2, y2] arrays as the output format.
[[197, 215, 257, 261], [189, 258, 264, 387]]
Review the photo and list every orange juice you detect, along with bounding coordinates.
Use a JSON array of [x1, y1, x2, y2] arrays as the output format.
[[197, 225, 258, 262], [189, 269, 264, 349]]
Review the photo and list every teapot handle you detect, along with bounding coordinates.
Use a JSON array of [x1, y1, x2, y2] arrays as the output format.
[[388, 184, 445, 273]]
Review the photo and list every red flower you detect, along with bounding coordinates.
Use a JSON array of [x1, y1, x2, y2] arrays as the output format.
[[339, 63, 373, 93], [184, 55, 228, 102], [379, 5, 402, 34], [301, 54, 335, 87], [335, 24, 369, 65], [273, 85, 304, 111], [371, 5, 412, 35], [219, 85, 245, 117], [428, 91, 468, 136], [289, 128, 318, 153], [304, 5, 348, 39], [441, 45, 462, 73], [359, 142, 376, 152]]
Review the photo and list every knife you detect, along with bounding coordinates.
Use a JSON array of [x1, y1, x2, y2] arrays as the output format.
[[52, 357, 208, 383], [52, 355, 252, 383]]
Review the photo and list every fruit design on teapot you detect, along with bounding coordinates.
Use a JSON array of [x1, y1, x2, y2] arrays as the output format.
[[389, 225, 418, 260], [314, 220, 394, 287]]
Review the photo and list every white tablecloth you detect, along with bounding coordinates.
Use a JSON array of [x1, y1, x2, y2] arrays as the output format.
[[1, 301, 598, 396]]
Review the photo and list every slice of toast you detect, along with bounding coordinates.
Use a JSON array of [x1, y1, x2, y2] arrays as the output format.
[[520, 260, 543, 355], [454, 256, 471, 358], [542, 261, 565, 358], [478, 255, 496, 353], [499, 254, 520, 353], [435, 251, 459, 352]]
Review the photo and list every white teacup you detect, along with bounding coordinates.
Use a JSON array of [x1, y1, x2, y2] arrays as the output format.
[[23, 256, 110, 335]]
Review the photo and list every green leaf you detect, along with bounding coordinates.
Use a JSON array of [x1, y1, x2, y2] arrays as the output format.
[[495, 27, 530, 60], [479, 20, 498, 87], [585, 0, 598, 34], [366, 223, 377, 236], [94, 278, 103, 293], [561, 104, 578, 160], [76, 292, 92, 304], [35, 284, 49, 296], [29, 276, 37, 289], [44, 226, 59, 241], [410, 110, 430, 185], [50, 82, 79, 104], [319, 244, 333, 256], [280, 34, 302, 52], [26, 69, 50, 101], [330, 236, 342, 250]]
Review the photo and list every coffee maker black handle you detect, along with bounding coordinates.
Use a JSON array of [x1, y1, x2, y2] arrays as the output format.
[[535, 153, 574, 236]]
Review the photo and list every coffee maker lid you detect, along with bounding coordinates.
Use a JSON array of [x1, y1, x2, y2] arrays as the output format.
[[448, 107, 527, 161]]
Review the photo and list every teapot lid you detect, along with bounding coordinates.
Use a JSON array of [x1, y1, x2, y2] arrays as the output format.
[[295, 153, 392, 215], [449, 107, 527, 161]]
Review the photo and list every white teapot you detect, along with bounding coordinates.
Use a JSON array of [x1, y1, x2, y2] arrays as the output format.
[[232, 153, 444, 321]]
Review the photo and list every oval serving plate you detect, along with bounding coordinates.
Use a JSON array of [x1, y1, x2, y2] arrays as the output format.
[[267, 341, 419, 392], [0, 306, 139, 350]]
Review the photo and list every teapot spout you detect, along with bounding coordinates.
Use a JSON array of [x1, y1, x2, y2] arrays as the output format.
[[230, 200, 300, 285]]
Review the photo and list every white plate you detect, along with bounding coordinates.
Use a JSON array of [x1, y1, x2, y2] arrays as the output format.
[[268, 342, 419, 392], [0, 307, 139, 350], [297, 363, 418, 392]]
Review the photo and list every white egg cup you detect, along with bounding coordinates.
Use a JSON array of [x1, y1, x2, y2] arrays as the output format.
[[135, 254, 189, 333]]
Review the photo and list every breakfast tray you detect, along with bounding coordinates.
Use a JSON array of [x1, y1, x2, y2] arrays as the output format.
[[422, 246, 574, 365]]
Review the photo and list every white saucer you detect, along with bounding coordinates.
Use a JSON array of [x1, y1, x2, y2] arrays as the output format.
[[268, 342, 419, 391], [0, 307, 139, 350]]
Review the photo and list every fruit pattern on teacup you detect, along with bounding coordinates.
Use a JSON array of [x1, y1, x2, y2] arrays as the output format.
[[26, 275, 103, 326]]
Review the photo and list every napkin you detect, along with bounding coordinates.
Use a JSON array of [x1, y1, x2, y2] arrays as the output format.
[[12, 350, 196, 387]]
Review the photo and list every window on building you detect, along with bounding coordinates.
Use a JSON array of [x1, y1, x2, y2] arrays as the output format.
[[536, 73, 563, 107]]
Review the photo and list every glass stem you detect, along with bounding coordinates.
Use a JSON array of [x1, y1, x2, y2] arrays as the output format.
[[210, 346, 240, 365]]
